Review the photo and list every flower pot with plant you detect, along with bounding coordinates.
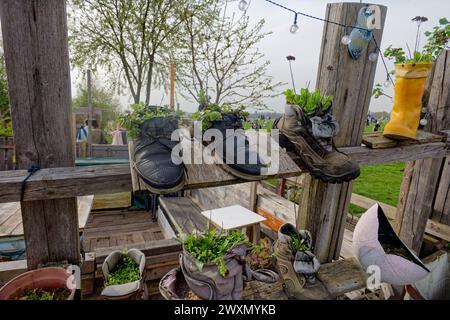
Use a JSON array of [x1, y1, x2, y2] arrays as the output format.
[[382, 16, 450, 140], [178, 229, 247, 300], [192, 103, 266, 180], [117, 104, 186, 194], [273, 223, 331, 300], [274, 88, 360, 183], [101, 248, 146, 300], [0, 267, 75, 300]]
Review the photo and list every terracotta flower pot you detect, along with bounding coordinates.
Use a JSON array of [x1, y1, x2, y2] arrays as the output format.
[[0, 267, 75, 300]]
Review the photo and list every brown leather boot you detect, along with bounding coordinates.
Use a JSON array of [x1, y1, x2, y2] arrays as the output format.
[[274, 223, 331, 300], [274, 107, 360, 183]]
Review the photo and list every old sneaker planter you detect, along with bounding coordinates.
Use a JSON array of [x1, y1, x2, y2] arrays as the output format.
[[0, 267, 75, 300], [383, 63, 433, 140], [101, 248, 146, 300], [352, 204, 430, 285]]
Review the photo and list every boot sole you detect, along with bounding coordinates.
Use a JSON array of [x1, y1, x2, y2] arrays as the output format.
[[133, 163, 187, 195], [281, 135, 360, 184]]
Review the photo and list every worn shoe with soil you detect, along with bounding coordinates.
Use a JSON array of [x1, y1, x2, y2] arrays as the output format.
[[274, 107, 360, 183], [132, 116, 185, 194], [208, 113, 266, 180], [273, 223, 331, 300]]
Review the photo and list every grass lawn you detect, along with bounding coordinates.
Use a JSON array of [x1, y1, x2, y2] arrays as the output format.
[[349, 162, 405, 215]]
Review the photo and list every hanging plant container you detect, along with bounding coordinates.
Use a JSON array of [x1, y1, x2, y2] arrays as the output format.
[[0, 267, 75, 300], [352, 204, 430, 285], [101, 248, 146, 300], [383, 63, 433, 140]]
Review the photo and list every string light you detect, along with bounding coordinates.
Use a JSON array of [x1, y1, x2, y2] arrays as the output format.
[[383, 74, 391, 87], [238, 0, 249, 11], [445, 39, 450, 51], [369, 51, 379, 62], [341, 35, 352, 45], [290, 13, 299, 34]]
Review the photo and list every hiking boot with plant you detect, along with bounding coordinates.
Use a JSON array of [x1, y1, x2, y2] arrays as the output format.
[[192, 103, 266, 180], [118, 104, 186, 194], [274, 223, 331, 300], [274, 88, 360, 184]]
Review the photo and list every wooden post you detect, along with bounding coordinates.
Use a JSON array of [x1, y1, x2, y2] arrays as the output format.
[[0, 0, 80, 269], [87, 69, 93, 157], [396, 50, 450, 253], [298, 3, 387, 263], [170, 63, 175, 110]]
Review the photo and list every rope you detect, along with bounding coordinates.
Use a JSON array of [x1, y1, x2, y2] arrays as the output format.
[[20, 165, 41, 202]]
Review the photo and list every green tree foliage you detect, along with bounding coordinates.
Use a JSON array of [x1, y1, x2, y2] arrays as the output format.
[[0, 54, 12, 137], [69, 0, 213, 105], [175, 1, 282, 108]]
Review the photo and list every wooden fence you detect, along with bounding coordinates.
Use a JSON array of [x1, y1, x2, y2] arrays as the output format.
[[0, 137, 14, 171]]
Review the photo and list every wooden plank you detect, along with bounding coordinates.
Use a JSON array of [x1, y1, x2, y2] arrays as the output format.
[[318, 258, 368, 297], [362, 131, 446, 149], [0, 139, 448, 204], [432, 157, 450, 225], [0, 196, 93, 238], [91, 192, 131, 210], [0, 0, 81, 269], [158, 197, 208, 235], [299, 2, 387, 263], [396, 51, 450, 254], [0, 259, 28, 286]]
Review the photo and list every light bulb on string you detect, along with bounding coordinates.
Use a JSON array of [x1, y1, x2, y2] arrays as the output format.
[[369, 51, 378, 62], [420, 118, 428, 126], [341, 35, 352, 45], [238, 0, 249, 11], [290, 13, 299, 34], [383, 74, 391, 87]]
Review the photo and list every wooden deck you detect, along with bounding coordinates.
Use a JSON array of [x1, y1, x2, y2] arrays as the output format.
[[0, 196, 94, 239], [81, 208, 164, 252]]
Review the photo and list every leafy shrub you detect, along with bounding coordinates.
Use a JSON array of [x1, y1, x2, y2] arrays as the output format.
[[283, 88, 333, 115], [290, 233, 310, 253], [104, 254, 141, 286], [116, 103, 184, 138], [191, 103, 249, 131], [19, 288, 70, 300], [181, 229, 246, 276]]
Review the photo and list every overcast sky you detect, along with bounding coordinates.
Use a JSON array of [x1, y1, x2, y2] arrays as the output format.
[[72, 0, 450, 114]]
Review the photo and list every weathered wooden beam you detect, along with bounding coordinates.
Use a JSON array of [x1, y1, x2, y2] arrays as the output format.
[[0, 139, 447, 204], [0, 0, 79, 269], [396, 50, 450, 253], [298, 2, 387, 263]]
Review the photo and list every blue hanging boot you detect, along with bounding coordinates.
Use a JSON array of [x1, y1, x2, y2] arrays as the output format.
[[347, 7, 375, 60]]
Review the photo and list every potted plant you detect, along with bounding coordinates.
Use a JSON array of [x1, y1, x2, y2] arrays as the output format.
[[101, 248, 146, 300], [381, 17, 449, 140], [283, 88, 337, 151], [179, 229, 247, 300], [0, 267, 76, 300], [352, 204, 430, 286], [245, 237, 279, 283]]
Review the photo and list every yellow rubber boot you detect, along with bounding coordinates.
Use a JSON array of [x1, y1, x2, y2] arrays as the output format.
[[383, 63, 433, 140]]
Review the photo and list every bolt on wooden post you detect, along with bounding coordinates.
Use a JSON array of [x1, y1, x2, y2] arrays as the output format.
[[0, 0, 80, 269], [298, 2, 387, 263]]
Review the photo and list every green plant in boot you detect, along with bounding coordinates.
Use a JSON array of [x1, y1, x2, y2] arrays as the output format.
[[283, 88, 333, 116]]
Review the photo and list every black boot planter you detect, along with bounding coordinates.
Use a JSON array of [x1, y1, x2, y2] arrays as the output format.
[[353, 204, 430, 286], [208, 113, 266, 180], [132, 116, 186, 194]]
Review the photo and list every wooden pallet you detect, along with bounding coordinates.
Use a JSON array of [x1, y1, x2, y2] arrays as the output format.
[[362, 131, 447, 149]]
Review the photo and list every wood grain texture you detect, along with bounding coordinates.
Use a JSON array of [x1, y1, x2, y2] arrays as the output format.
[[299, 3, 387, 263], [158, 197, 207, 235], [396, 51, 450, 253], [362, 131, 447, 149], [0, 0, 79, 269], [0, 139, 448, 204]]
